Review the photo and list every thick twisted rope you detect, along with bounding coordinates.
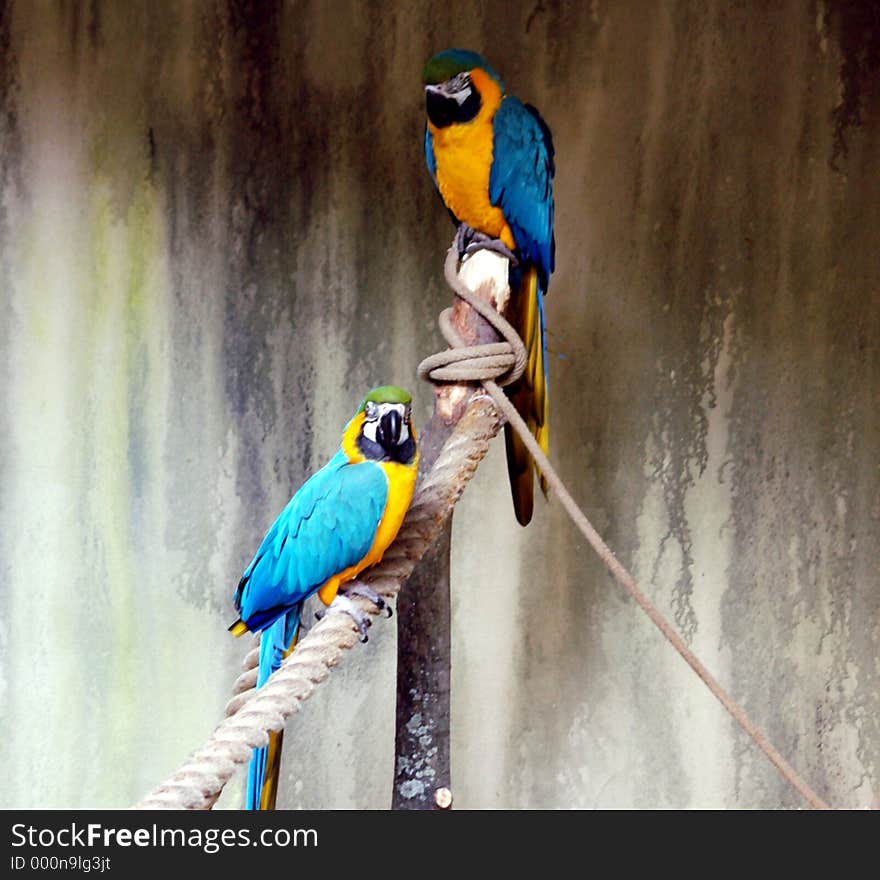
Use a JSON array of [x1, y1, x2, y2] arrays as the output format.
[[417, 245, 831, 811]]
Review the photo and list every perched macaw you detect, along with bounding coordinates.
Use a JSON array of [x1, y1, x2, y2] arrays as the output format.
[[422, 49, 555, 526], [228, 386, 419, 810]]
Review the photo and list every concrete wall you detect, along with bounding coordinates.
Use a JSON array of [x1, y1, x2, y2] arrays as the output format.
[[0, 0, 876, 809]]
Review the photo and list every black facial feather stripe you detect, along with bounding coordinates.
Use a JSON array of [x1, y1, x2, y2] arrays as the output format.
[[426, 87, 481, 129], [357, 433, 417, 465]]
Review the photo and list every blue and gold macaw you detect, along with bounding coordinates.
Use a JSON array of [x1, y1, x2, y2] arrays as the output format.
[[228, 386, 419, 809], [422, 49, 555, 525]]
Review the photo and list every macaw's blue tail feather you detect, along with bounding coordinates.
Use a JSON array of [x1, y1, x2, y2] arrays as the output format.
[[246, 741, 269, 811], [245, 607, 302, 810], [247, 730, 285, 811], [504, 264, 549, 526]]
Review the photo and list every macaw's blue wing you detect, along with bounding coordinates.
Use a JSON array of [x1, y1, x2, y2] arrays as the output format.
[[425, 126, 438, 184], [236, 449, 390, 810], [233, 450, 389, 634], [255, 608, 303, 689], [490, 96, 555, 525], [489, 96, 555, 293]]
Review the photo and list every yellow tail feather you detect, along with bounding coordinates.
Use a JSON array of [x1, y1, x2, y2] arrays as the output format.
[[504, 265, 549, 526], [259, 730, 284, 810]]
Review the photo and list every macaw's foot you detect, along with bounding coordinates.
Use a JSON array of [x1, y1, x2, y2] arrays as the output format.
[[458, 226, 519, 266], [341, 581, 394, 618], [316, 582, 391, 643], [454, 222, 477, 258]]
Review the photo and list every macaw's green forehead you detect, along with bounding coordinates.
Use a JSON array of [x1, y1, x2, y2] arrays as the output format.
[[422, 49, 504, 89], [359, 385, 412, 411]]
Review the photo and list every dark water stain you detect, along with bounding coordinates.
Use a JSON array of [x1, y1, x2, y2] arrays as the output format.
[[65, 0, 103, 55], [826, 0, 880, 166], [222, 0, 293, 428], [497, 0, 712, 807], [0, 0, 24, 275], [0, 0, 22, 771], [536, 0, 602, 94], [179, 1, 314, 596], [0, 0, 23, 297], [154, 3, 230, 607], [821, 128, 880, 800], [146, 126, 157, 177], [720, 17, 880, 804], [632, 5, 727, 642]]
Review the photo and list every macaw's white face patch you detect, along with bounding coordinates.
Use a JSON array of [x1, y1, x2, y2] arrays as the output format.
[[426, 72, 472, 105], [363, 402, 410, 446], [448, 73, 472, 105], [452, 85, 473, 105]]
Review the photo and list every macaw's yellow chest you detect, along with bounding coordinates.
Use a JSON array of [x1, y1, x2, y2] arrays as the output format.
[[370, 459, 418, 560], [316, 457, 419, 606], [429, 118, 513, 247]]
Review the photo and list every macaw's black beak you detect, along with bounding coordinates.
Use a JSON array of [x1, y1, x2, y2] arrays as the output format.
[[425, 82, 481, 128], [426, 84, 458, 128], [377, 409, 402, 452]]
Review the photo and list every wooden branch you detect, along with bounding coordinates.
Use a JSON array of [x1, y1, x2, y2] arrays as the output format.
[[392, 249, 509, 810]]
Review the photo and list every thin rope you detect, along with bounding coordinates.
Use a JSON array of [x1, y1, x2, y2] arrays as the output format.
[[417, 245, 831, 811]]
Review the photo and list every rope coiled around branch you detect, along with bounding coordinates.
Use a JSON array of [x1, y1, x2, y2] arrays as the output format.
[[417, 248, 527, 386]]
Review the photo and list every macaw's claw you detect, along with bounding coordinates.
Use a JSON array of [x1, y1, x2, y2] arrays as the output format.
[[318, 595, 372, 642], [316, 582, 393, 642], [460, 228, 519, 266], [454, 222, 477, 258], [342, 581, 394, 619]]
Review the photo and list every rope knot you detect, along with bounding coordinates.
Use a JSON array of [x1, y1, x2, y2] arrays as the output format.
[[417, 247, 527, 389]]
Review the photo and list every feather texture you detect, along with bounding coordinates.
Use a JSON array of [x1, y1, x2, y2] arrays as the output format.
[[489, 97, 555, 289], [233, 449, 389, 632]]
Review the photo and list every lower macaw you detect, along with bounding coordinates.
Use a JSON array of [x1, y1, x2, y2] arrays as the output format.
[[422, 48, 555, 526], [228, 386, 419, 809]]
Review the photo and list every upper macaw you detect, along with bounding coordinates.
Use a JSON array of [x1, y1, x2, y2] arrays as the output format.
[[422, 49, 555, 526], [228, 385, 419, 809]]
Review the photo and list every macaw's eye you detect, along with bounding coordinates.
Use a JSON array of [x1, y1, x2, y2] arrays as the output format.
[[365, 401, 379, 420]]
